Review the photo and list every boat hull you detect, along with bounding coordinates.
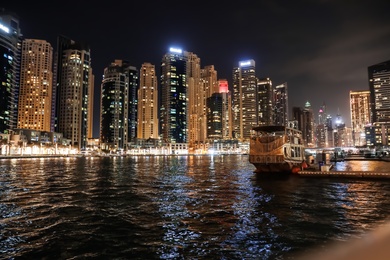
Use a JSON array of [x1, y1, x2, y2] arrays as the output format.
[[250, 158, 303, 173]]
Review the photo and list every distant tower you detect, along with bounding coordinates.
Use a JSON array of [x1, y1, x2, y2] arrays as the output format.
[[0, 9, 22, 133], [202, 65, 218, 98], [160, 47, 188, 144], [318, 102, 326, 125], [187, 52, 203, 149], [101, 60, 138, 151], [292, 101, 315, 147], [273, 82, 288, 126], [206, 93, 223, 139], [257, 78, 273, 126], [218, 79, 232, 139], [137, 62, 158, 139], [350, 90, 371, 146], [232, 59, 257, 140], [54, 35, 93, 150], [17, 39, 53, 132]]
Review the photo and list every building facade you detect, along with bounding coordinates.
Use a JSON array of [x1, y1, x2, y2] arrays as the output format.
[[350, 90, 371, 147], [273, 82, 288, 126], [100, 60, 138, 151], [17, 39, 53, 132], [160, 47, 188, 144], [369, 60, 390, 125], [257, 77, 273, 126], [137, 62, 158, 139], [0, 9, 22, 134], [54, 35, 93, 150], [232, 60, 257, 141]]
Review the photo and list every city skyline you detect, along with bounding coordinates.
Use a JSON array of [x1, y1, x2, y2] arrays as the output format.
[[2, 1, 390, 137]]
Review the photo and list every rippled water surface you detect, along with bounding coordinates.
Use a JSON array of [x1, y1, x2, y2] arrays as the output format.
[[1, 155, 390, 259]]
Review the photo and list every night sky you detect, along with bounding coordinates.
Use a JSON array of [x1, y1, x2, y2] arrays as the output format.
[[3, 1, 390, 138]]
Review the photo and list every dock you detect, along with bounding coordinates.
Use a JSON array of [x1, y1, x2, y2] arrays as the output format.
[[297, 170, 390, 179]]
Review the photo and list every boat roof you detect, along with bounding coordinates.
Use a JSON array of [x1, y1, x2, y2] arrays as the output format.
[[251, 125, 288, 132], [251, 125, 300, 133]]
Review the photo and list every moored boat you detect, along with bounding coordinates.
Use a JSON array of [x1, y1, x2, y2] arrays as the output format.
[[249, 125, 305, 173]]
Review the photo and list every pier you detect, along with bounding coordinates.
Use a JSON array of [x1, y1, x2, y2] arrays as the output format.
[[297, 170, 390, 179]]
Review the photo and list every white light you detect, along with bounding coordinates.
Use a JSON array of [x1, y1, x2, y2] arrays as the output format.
[[169, 47, 182, 54], [240, 61, 251, 67], [0, 23, 10, 33]]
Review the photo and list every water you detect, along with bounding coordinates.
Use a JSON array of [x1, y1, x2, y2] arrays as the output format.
[[1, 155, 390, 259]]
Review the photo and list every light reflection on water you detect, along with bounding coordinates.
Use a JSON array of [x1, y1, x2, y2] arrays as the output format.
[[0, 155, 390, 259]]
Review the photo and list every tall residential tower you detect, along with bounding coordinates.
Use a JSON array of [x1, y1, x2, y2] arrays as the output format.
[[17, 39, 53, 131], [137, 62, 158, 139], [54, 35, 93, 150], [0, 9, 22, 133], [160, 47, 188, 144], [101, 60, 138, 151]]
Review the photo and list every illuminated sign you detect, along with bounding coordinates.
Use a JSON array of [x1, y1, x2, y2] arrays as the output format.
[[0, 23, 10, 33], [239, 60, 254, 67], [169, 47, 182, 54]]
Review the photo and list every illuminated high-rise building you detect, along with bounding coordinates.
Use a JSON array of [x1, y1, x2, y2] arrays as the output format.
[[160, 47, 188, 144], [273, 82, 288, 126], [54, 35, 93, 150], [218, 79, 232, 139], [369, 60, 390, 124], [0, 9, 22, 133], [202, 65, 218, 98], [137, 62, 158, 139], [206, 93, 223, 139], [257, 77, 273, 126], [101, 60, 138, 151], [232, 59, 257, 140], [318, 102, 326, 125], [17, 39, 53, 131], [350, 90, 371, 146], [187, 52, 204, 150]]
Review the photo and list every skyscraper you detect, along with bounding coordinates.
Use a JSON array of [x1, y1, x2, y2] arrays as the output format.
[[187, 52, 203, 150], [257, 77, 273, 126], [137, 62, 158, 139], [0, 9, 22, 133], [160, 47, 188, 144], [350, 90, 371, 146], [218, 79, 232, 139], [54, 35, 93, 150], [206, 93, 223, 139], [292, 101, 315, 147], [273, 82, 288, 126], [232, 59, 257, 140], [368, 60, 390, 124], [101, 60, 138, 151], [17, 39, 53, 131]]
